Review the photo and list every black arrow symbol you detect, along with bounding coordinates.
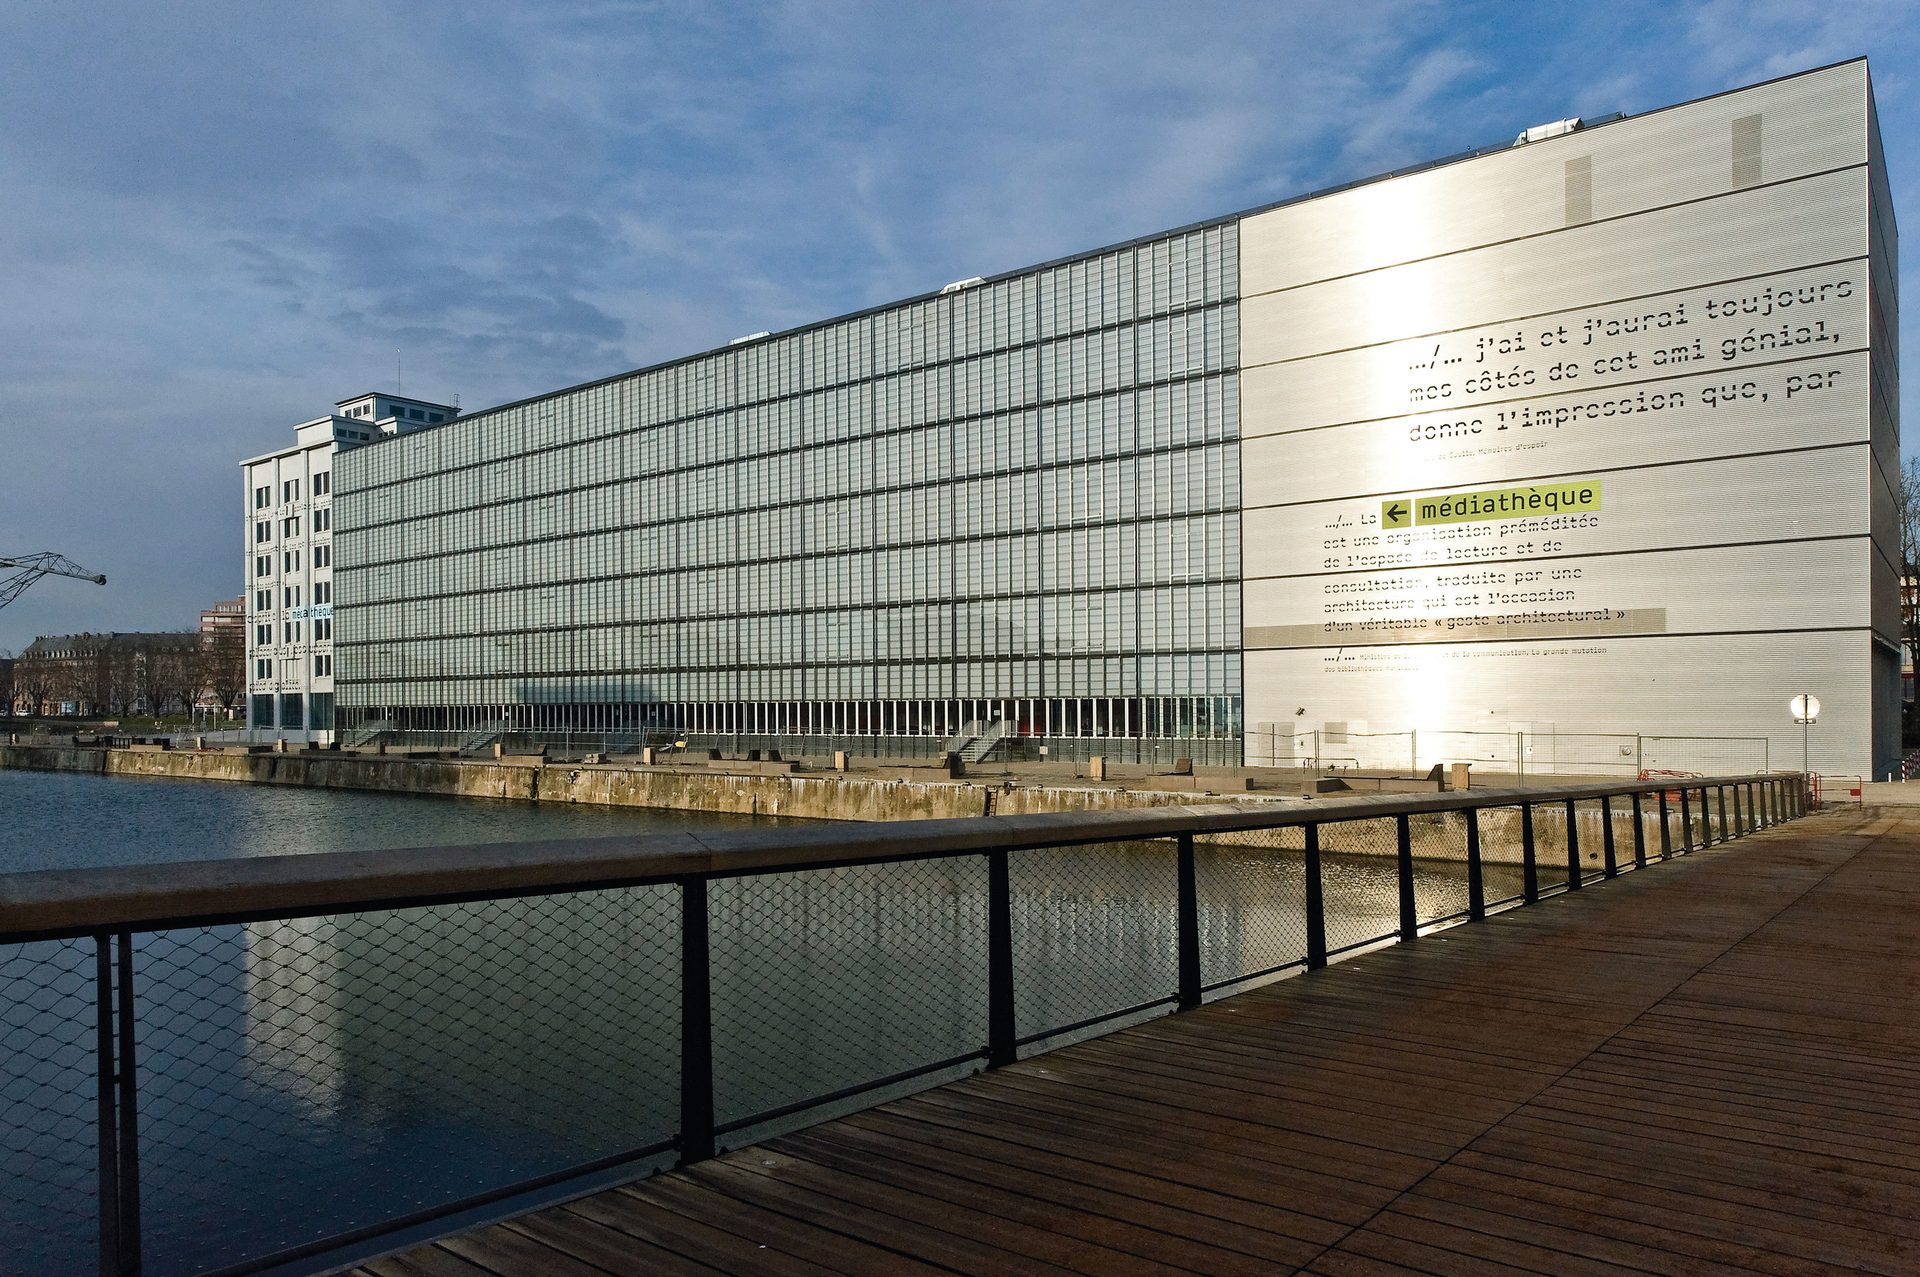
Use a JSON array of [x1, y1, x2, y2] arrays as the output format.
[[1385, 502, 1407, 524]]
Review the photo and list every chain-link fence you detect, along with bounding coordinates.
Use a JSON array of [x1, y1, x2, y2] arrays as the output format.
[[0, 773, 1806, 1275]]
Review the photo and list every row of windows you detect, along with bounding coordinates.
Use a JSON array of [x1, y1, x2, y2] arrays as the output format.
[[342, 337, 1234, 522], [342, 378, 1235, 558], [341, 433, 1237, 576], [338, 581, 1237, 674], [340, 648, 1238, 703], [339, 694, 1242, 743], [341, 227, 1237, 495], [251, 544, 330, 582], [250, 653, 336, 681], [341, 512, 1237, 628], [252, 473, 331, 510]]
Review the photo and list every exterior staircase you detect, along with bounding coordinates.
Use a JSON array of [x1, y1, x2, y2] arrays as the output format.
[[459, 719, 511, 756], [944, 717, 1014, 764], [343, 718, 398, 748]]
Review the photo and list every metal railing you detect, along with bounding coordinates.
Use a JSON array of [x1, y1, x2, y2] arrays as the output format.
[[1247, 725, 1775, 780], [0, 773, 1805, 1276]]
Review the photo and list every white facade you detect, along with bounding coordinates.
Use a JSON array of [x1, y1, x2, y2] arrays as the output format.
[[243, 393, 456, 739], [1237, 60, 1897, 776]]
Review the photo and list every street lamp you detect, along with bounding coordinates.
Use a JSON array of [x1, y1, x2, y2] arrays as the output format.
[[1789, 693, 1820, 783]]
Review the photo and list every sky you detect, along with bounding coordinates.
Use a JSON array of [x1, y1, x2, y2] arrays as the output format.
[[0, 0, 1915, 652]]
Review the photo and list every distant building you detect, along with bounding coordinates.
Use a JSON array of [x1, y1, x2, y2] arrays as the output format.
[[12, 632, 199, 717], [198, 597, 246, 713], [200, 596, 244, 641], [241, 393, 457, 739]]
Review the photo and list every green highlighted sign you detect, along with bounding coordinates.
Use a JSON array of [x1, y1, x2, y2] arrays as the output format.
[[1382, 480, 1601, 529]]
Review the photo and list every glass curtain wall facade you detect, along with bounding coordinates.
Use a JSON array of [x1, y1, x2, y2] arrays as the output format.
[[334, 225, 1244, 761]]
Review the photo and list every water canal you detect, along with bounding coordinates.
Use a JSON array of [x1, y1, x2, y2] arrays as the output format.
[[1, 769, 1478, 1274]]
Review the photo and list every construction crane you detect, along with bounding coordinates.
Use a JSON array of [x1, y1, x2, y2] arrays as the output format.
[[0, 553, 107, 610]]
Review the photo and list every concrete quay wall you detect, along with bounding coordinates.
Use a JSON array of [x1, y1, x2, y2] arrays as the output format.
[[0, 743, 1284, 823]]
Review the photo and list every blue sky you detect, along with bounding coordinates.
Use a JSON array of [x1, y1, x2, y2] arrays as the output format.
[[0, 0, 1914, 651]]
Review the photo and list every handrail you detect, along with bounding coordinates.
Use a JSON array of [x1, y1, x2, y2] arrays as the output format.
[[1, 768, 1804, 1276], [0, 773, 1795, 944]]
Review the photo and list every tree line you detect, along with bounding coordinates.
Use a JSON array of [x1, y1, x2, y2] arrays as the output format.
[[2, 628, 246, 719]]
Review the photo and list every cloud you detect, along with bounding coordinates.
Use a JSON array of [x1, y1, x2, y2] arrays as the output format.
[[0, 0, 1915, 651]]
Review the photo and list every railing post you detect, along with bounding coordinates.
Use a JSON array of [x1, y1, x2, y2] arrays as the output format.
[[1396, 814, 1416, 940], [1658, 789, 1671, 859], [1564, 798, 1582, 891], [1466, 809, 1485, 922], [1631, 792, 1647, 868], [987, 849, 1016, 1066], [1176, 834, 1201, 1011], [1521, 804, 1539, 903], [96, 936, 122, 1277], [114, 932, 140, 1277], [1304, 824, 1327, 971], [1716, 785, 1729, 844], [1600, 796, 1618, 878], [1679, 786, 1693, 852], [678, 877, 715, 1164]]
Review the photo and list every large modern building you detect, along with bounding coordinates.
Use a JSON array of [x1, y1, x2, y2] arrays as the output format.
[[331, 60, 1898, 775], [242, 393, 457, 739]]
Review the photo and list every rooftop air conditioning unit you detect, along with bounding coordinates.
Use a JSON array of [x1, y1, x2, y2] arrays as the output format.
[[940, 276, 986, 295], [1512, 117, 1582, 146], [728, 331, 772, 345]]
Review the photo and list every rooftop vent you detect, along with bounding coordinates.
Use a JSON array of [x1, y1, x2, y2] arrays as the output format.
[[729, 331, 772, 345], [940, 276, 986, 295], [1512, 117, 1582, 146]]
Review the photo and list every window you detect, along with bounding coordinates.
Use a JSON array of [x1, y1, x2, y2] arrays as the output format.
[[284, 622, 301, 643], [255, 658, 273, 679], [254, 589, 269, 611], [313, 472, 331, 495], [313, 618, 331, 641], [313, 581, 331, 604], [254, 485, 270, 509], [315, 654, 332, 676], [313, 545, 331, 568], [313, 508, 330, 532], [284, 585, 300, 607], [282, 516, 300, 538], [282, 479, 300, 502], [255, 555, 271, 578], [283, 550, 300, 571], [254, 521, 270, 544], [255, 624, 270, 645]]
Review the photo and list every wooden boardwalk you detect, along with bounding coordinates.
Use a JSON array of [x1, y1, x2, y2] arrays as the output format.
[[355, 806, 1920, 1276]]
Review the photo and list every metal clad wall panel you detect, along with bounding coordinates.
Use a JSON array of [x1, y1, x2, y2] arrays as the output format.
[[1242, 169, 1867, 367], [1243, 447, 1869, 580], [1245, 630, 1871, 773], [1242, 354, 1869, 507], [1239, 62, 1866, 297], [1235, 61, 1889, 775], [1244, 539, 1867, 646], [1244, 258, 1866, 436]]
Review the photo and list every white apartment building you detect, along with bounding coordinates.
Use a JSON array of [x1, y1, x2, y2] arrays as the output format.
[[243, 392, 456, 739]]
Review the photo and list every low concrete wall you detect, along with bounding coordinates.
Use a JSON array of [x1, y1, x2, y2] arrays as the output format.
[[0, 744, 1294, 824]]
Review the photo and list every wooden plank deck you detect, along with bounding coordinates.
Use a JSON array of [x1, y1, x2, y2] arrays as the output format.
[[353, 806, 1920, 1276]]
